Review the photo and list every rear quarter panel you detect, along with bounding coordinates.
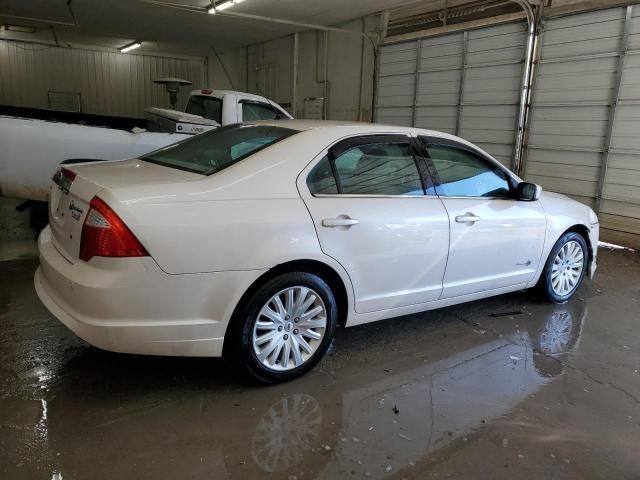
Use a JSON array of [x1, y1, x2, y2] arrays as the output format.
[[109, 196, 324, 274], [100, 129, 348, 275]]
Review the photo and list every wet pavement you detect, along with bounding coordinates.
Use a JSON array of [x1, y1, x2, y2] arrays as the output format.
[[1, 246, 639, 479]]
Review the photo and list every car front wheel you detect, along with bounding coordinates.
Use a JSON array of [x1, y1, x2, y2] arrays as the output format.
[[233, 272, 338, 383], [538, 231, 588, 303]]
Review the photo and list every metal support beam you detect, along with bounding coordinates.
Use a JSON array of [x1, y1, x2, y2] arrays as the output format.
[[380, 10, 391, 39], [0, 13, 77, 27], [292, 32, 299, 117], [517, 16, 544, 180], [384, 12, 526, 45], [210, 45, 236, 90], [411, 39, 421, 127], [509, 0, 538, 175], [455, 31, 468, 136], [357, 17, 366, 122], [595, 4, 633, 213]]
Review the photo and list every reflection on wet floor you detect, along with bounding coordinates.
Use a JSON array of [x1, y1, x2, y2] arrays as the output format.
[[1, 248, 639, 479]]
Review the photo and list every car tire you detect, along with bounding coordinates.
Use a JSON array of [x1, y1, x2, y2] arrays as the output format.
[[231, 272, 338, 384], [538, 231, 588, 304]]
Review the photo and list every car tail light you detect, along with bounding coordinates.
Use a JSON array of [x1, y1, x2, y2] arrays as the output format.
[[200, 89, 212, 95], [79, 197, 148, 262]]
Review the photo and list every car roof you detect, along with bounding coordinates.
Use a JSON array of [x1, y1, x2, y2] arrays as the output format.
[[245, 119, 469, 143], [243, 120, 517, 179]]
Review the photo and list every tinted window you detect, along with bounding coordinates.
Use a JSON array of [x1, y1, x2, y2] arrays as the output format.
[[142, 124, 297, 175], [307, 157, 338, 194], [426, 144, 511, 198], [242, 102, 279, 121], [307, 142, 423, 196], [185, 95, 222, 123]]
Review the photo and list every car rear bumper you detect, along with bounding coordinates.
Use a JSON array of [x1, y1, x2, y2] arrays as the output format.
[[34, 225, 264, 357]]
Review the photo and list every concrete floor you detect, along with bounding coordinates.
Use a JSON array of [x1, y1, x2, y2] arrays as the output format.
[[1, 203, 639, 479]]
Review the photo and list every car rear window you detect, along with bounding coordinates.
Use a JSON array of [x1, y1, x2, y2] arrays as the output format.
[[141, 124, 298, 175], [184, 95, 223, 123]]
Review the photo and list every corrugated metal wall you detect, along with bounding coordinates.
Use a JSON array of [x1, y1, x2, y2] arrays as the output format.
[[375, 22, 527, 166], [524, 6, 640, 236], [375, 7, 640, 240], [601, 6, 640, 236], [0, 41, 207, 118]]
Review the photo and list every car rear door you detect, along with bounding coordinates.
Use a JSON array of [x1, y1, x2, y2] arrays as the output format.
[[419, 136, 546, 299], [297, 134, 450, 314]]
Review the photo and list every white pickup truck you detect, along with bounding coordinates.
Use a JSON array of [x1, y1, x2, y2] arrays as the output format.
[[0, 89, 291, 201]]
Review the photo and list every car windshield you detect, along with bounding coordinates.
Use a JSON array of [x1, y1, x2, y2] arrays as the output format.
[[141, 124, 298, 175]]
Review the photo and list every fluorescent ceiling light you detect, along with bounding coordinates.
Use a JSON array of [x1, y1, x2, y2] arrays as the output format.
[[120, 41, 142, 53], [5, 24, 37, 33], [208, 0, 235, 14], [217, 0, 234, 10]]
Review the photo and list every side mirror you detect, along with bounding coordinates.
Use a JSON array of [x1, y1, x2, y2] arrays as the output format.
[[516, 182, 542, 201]]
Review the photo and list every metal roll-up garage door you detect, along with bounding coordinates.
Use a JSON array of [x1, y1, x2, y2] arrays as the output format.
[[375, 22, 528, 167], [524, 5, 640, 238], [603, 6, 640, 237]]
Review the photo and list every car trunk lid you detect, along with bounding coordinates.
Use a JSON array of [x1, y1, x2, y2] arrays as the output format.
[[48, 159, 201, 262]]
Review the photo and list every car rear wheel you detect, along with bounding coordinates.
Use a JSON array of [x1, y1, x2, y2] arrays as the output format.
[[233, 272, 338, 383], [538, 231, 588, 303]]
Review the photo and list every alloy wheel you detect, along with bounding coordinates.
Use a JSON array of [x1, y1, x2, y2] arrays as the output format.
[[551, 240, 584, 296], [252, 286, 327, 371]]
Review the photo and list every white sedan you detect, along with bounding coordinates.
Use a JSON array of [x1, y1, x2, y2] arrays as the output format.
[[35, 121, 599, 383]]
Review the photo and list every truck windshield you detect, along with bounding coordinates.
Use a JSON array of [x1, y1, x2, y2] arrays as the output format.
[[140, 124, 298, 175], [185, 95, 223, 123]]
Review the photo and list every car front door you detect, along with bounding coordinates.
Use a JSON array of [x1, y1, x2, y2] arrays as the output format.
[[420, 136, 546, 299], [298, 134, 450, 314]]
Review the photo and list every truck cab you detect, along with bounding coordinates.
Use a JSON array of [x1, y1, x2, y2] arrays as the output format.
[[184, 89, 292, 124], [1, 89, 292, 201]]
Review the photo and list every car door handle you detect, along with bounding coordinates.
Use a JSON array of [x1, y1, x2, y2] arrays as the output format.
[[455, 213, 480, 224], [322, 216, 359, 228]]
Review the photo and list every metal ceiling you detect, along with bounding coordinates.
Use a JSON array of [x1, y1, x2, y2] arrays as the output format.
[[0, 0, 422, 56]]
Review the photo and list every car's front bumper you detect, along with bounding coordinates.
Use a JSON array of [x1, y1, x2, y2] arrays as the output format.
[[34, 225, 264, 357]]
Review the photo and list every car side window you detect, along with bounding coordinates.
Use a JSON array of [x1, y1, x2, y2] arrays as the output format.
[[242, 102, 279, 121], [425, 143, 512, 198], [307, 156, 338, 194], [307, 141, 424, 196]]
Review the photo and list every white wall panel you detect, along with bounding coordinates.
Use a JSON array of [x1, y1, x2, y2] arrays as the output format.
[[0, 41, 206, 118], [247, 36, 293, 108]]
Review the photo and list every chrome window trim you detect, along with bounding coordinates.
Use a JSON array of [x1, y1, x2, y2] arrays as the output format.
[[434, 195, 518, 201], [311, 194, 519, 200], [312, 194, 430, 199]]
